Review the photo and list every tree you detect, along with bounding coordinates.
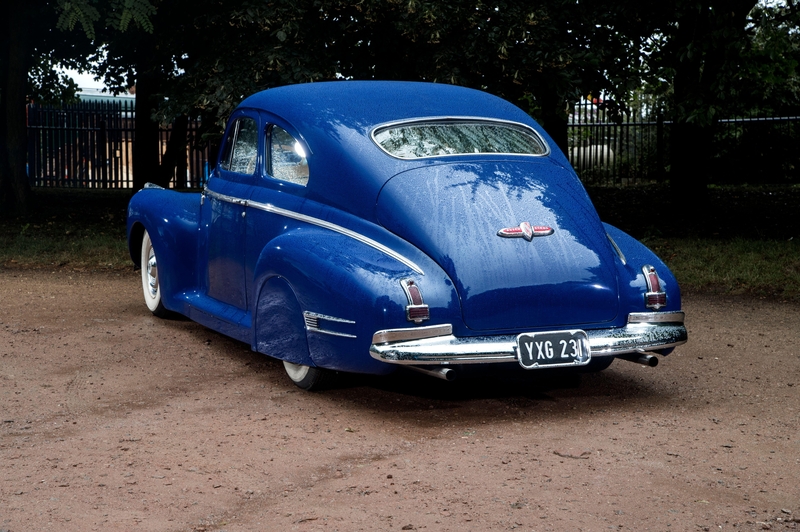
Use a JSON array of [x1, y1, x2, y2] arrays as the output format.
[[645, 1, 800, 215], [0, 0, 155, 217], [93, 0, 665, 160], [318, 0, 663, 153]]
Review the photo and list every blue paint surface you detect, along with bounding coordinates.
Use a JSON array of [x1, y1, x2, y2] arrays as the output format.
[[126, 81, 682, 375]]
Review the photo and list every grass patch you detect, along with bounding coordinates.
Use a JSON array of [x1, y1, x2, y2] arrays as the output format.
[[0, 223, 129, 269], [2, 186, 799, 301], [644, 237, 800, 300], [0, 188, 131, 270]]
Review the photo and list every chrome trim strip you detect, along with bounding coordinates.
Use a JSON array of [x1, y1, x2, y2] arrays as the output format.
[[372, 324, 453, 344], [369, 323, 687, 365], [205, 189, 247, 206], [606, 233, 627, 265], [628, 311, 685, 324], [370, 116, 551, 160], [303, 311, 357, 339], [204, 188, 424, 275]]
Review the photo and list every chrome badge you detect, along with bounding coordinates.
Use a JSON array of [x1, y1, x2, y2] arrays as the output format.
[[497, 222, 554, 241]]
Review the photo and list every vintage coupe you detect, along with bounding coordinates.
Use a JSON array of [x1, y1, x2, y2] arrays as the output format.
[[127, 81, 687, 390]]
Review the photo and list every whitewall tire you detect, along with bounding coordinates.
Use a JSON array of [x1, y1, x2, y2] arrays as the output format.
[[140, 230, 168, 317]]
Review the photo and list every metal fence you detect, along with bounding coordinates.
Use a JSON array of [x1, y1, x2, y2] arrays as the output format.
[[568, 98, 665, 186], [27, 101, 211, 189], [567, 98, 800, 186], [28, 99, 799, 189], [712, 115, 800, 185]]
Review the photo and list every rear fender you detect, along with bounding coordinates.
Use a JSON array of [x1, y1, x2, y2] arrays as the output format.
[[251, 228, 459, 374], [126, 188, 202, 312], [254, 276, 313, 367], [604, 224, 682, 315]]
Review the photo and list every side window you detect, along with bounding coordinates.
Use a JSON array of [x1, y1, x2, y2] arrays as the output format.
[[268, 126, 309, 186], [219, 117, 258, 174]]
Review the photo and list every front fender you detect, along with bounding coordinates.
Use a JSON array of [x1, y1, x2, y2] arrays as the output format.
[[251, 228, 460, 374], [126, 187, 202, 312]]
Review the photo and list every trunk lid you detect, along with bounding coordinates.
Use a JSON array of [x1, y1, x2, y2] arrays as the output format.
[[376, 160, 620, 331]]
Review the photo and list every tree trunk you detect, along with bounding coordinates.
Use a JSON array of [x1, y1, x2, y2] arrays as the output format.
[[537, 84, 569, 157], [154, 114, 189, 188], [668, 0, 758, 223], [132, 42, 162, 191], [0, 4, 33, 217]]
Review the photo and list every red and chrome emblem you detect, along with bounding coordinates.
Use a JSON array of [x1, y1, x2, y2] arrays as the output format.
[[497, 222, 554, 242]]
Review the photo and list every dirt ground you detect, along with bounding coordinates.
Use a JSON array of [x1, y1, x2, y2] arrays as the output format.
[[1, 269, 799, 532]]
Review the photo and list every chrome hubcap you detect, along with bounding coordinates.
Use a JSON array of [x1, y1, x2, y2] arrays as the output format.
[[146, 249, 158, 297], [283, 361, 310, 382]]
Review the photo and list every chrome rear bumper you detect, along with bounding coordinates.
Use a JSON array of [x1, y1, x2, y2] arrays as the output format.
[[369, 312, 687, 365]]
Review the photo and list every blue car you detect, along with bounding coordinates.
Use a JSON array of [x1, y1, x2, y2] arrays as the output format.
[[127, 81, 687, 390]]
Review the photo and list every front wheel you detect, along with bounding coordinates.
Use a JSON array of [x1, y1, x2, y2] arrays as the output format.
[[140, 229, 168, 317], [283, 361, 333, 391]]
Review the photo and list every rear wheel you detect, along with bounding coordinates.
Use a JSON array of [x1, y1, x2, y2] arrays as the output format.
[[283, 361, 333, 391], [140, 230, 168, 318]]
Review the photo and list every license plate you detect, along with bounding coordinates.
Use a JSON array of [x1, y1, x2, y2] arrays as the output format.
[[516, 330, 590, 369]]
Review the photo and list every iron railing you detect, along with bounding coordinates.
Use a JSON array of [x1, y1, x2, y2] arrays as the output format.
[[27, 99, 799, 189], [568, 99, 666, 186], [27, 101, 211, 189], [568, 98, 800, 186]]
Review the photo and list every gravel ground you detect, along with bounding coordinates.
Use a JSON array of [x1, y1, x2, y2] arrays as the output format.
[[1, 269, 799, 532]]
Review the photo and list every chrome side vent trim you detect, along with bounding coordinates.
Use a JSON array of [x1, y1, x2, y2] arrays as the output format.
[[303, 311, 357, 338]]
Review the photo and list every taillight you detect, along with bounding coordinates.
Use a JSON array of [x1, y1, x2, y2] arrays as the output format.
[[642, 265, 667, 310], [400, 279, 430, 323]]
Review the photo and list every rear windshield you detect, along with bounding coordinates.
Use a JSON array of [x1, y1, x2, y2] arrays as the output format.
[[372, 120, 548, 159]]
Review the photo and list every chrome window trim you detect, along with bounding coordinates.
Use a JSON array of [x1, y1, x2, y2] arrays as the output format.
[[203, 188, 424, 275], [370, 116, 551, 160]]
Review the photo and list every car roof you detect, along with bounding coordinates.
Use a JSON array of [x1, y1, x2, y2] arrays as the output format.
[[236, 81, 562, 221], [238, 81, 538, 134]]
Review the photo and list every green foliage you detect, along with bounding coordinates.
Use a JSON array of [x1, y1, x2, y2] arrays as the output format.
[[56, 0, 155, 39], [56, 0, 101, 39], [645, 1, 800, 123], [107, 0, 156, 33], [27, 59, 82, 105]]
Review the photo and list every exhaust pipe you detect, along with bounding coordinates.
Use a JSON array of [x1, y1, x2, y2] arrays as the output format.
[[618, 353, 659, 367], [408, 365, 457, 381]]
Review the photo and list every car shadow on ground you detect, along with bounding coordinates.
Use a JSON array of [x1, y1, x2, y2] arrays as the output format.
[[153, 314, 674, 419]]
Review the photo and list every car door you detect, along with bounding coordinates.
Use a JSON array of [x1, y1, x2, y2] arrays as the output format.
[[244, 121, 310, 299], [204, 111, 261, 311]]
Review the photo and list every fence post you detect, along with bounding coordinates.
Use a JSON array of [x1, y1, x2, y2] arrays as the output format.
[[656, 112, 664, 181], [99, 119, 108, 188]]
